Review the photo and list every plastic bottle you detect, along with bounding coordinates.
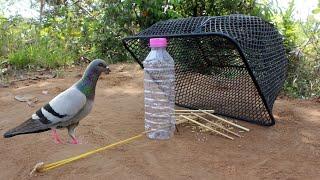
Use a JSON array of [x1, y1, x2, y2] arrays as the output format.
[[143, 38, 175, 140]]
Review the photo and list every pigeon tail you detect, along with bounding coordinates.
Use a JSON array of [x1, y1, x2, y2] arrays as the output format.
[[3, 118, 50, 138]]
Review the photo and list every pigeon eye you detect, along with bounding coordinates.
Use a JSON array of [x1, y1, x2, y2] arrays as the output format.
[[98, 63, 104, 67]]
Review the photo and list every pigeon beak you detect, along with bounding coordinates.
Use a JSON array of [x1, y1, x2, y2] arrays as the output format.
[[105, 67, 111, 74]]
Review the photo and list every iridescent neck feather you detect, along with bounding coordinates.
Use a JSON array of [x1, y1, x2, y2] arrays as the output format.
[[76, 67, 101, 99]]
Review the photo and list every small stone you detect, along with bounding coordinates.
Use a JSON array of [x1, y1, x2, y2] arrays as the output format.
[[15, 94, 38, 104], [42, 90, 49, 95], [15, 94, 34, 102], [27, 101, 35, 107], [0, 83, 8, 88], [0, 68, 8, 74]]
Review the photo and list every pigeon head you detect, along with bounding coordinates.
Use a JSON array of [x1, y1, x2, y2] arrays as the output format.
[[76, 59, 111, 99], [86, 59, 111, 75]]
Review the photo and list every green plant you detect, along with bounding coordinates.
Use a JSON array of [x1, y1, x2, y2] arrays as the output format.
[[280, 1, 320, 98], [8, 37, 76, 68], [0, 0, 319, 99]]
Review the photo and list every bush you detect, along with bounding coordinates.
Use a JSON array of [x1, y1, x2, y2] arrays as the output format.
[[8, 37, 76, 69], [0, 0, 319, 99]]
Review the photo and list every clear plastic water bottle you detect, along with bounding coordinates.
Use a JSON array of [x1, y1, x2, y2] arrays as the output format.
[[144, 38, 175, 140]]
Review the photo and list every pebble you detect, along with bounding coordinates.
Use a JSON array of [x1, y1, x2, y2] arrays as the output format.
[[42, 90, 49, 95]]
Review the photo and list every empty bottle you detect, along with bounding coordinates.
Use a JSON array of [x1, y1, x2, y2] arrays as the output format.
[[144, 38, 175, 140]]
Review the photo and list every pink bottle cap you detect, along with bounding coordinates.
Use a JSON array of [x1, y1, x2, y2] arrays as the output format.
[[149, 38, 168, 48]]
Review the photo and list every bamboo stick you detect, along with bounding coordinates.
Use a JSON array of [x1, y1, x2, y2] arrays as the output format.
[[174, 112, 207, 115], [176, 119, 188, 125], [144, 119, 187, 134], [175, 109, 215, 112], [180, 115, 234, 140], [191, 112, 242, 137], [199, 110, 250, 132]]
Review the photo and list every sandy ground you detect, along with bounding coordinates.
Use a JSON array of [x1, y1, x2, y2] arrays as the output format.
[[0, 63, 320, 180]]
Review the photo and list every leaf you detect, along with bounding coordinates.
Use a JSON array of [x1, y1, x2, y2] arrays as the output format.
[[312, 8, 320, 14]]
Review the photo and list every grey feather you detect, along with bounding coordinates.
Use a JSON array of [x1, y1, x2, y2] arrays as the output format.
[[42, 87, 87, 124], [3, 118, 50, 138], [3, 89, 90, 138], [3, 59, 108, 138]]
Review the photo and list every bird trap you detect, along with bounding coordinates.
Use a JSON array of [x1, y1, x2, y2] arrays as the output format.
[[175, 109, 249, 140], [123, 15, 288, 126]]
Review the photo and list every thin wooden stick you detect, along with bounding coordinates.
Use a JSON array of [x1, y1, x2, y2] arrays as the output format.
[[175, 112, 207, 115], [31, 119, 189, 174], [199, 110, 250, 132], [180, 115, 234, 140], [176, 119, 188, 125], [191, 112, 242, 137], [175, 109, 215, 112], [144, 119, 187, 134]]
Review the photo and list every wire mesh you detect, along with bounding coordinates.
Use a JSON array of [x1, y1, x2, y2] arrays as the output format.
[[123, 14, 287, 126]]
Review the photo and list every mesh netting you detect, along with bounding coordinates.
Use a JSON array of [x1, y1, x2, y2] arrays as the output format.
[[122, 14, 288, 126]]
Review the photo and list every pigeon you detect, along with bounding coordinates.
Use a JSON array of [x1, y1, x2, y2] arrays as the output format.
[[3, 59, 111, 144]]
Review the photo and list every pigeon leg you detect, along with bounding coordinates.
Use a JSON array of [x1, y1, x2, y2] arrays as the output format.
[[51, 129, 63, 144], [70, 136, 79, 144], [67, 123, 79, 144]]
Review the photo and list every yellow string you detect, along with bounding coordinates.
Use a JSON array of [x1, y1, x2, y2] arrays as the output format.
[[36, 133, 144, 173], [34, 121, 184, 173]]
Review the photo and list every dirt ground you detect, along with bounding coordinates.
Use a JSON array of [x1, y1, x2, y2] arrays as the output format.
[[0, 63, 319, 180]]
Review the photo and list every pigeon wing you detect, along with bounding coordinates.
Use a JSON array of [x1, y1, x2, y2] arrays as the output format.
[[42, 87, 87, 124], [3, 87, 87, 138]]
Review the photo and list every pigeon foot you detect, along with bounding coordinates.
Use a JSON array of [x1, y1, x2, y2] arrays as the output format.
[[70, 137, 80, 144], [51, 129, 63, 144]]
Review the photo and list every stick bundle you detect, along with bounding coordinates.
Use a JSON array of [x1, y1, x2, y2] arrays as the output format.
[[180, 115, 234, 140], [174, 109, 250, 140]]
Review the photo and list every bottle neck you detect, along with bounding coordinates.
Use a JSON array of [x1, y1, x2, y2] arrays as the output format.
[[150, 47, 167, 50]]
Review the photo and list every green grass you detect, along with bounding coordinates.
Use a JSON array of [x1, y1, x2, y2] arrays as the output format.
[[7, 39, 76, 69]]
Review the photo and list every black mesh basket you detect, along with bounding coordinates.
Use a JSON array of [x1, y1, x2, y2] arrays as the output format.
[[122, 14, 288, 126]]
